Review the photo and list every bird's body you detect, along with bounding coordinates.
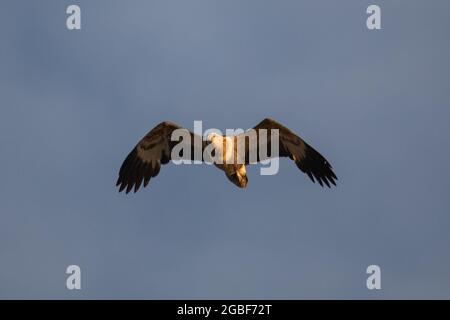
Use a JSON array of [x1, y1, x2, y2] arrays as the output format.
[[208, 134, 248, 188], [116, 118, 337, 193]]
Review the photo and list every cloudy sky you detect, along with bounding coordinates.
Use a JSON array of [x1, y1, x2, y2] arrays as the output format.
[[0, 0, 449, 299]]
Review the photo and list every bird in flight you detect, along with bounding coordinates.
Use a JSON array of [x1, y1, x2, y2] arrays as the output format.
[[116, 118, 337, 193]]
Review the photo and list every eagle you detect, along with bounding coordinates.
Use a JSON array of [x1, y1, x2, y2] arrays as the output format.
[[116, 118, 337, 193]]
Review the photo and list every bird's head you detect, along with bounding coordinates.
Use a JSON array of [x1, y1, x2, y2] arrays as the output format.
[[206, 132, 219, 143]]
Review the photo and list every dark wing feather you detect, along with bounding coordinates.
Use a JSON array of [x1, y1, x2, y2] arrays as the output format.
[[241, 118, 338, 188], [116, 121, 205, 193]]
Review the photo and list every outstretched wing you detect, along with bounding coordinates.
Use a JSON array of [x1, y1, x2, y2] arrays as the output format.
[[116, 121, 205, 193], [241, 118, 338, 187]]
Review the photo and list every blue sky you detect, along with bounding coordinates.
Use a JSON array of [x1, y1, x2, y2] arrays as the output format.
[[0, 0, 449, 299]]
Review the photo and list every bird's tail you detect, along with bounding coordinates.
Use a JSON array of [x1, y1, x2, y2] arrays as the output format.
[[226, 172, 248, 188]]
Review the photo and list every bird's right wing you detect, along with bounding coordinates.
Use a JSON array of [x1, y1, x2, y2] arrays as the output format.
[[240, 118, 338, 187]]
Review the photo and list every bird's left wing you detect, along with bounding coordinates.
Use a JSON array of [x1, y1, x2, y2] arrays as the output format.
[[116, 121, 205, 193]]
